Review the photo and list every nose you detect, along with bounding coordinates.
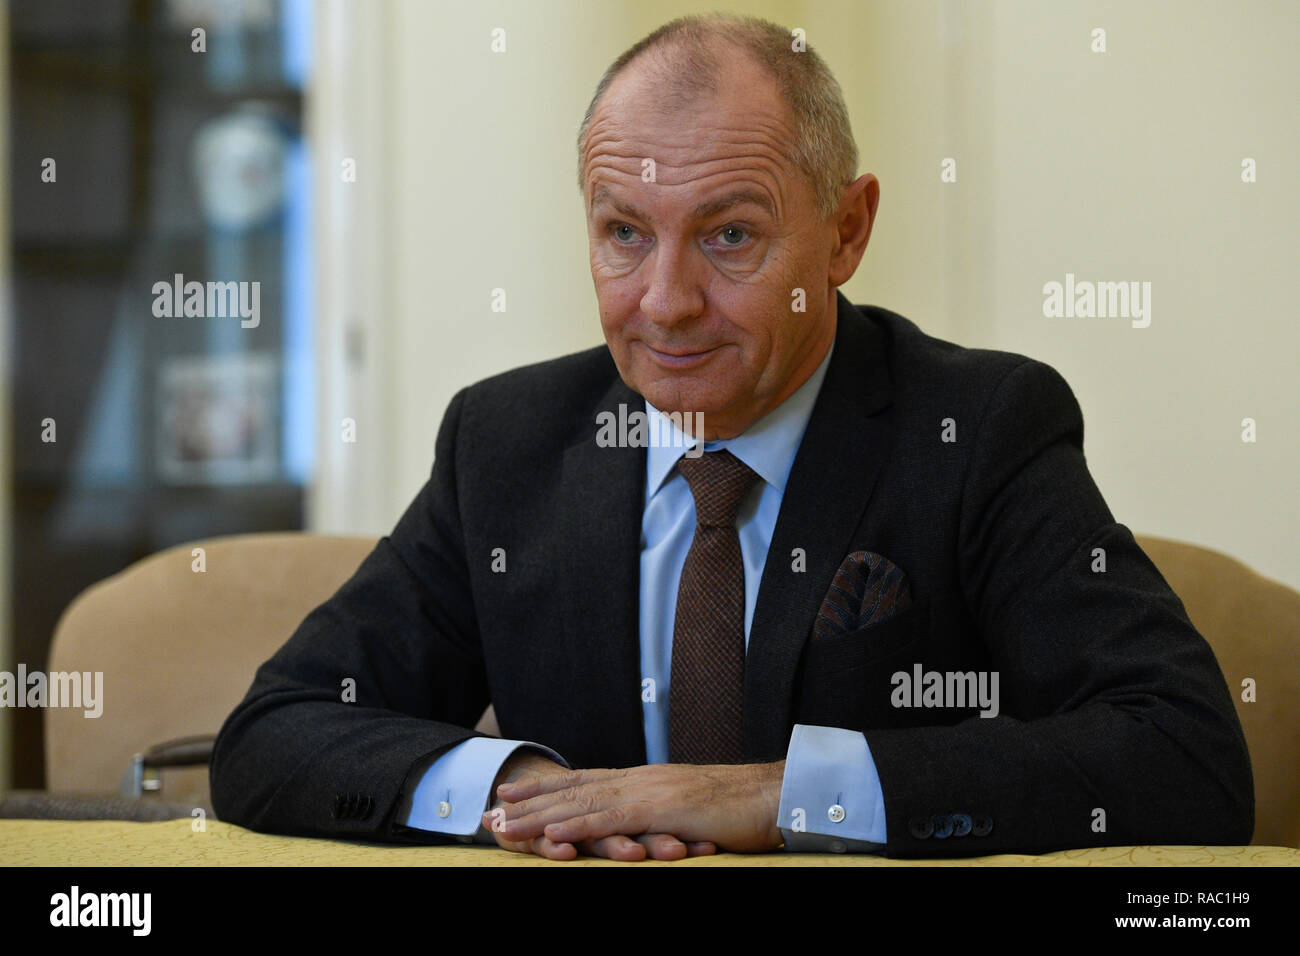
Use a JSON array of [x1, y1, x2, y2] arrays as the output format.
[[639, 237, 705, 328]]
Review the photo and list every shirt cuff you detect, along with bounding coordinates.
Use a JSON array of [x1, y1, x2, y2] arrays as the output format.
[[777, 724, 887, 853], [401, 737, 568, 843]]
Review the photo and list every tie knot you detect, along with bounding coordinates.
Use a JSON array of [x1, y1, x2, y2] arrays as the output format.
[[676, 450, 761, 527]]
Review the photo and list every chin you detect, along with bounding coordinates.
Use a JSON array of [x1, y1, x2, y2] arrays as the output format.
[[623, 357, 742, 412], [638, 379, 735, 418]]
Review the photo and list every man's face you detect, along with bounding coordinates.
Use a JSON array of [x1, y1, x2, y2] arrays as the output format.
[[581, 52, 840, 439]]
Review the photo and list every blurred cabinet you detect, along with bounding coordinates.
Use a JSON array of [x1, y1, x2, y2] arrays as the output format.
[[5, 0, 314, 787]]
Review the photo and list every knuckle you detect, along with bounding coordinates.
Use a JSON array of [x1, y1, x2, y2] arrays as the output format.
[[603, 804, 629, 827]]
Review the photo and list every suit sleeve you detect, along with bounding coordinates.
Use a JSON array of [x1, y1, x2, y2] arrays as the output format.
[[210, 387, 495, 844], [864, 359, 1254, 857]]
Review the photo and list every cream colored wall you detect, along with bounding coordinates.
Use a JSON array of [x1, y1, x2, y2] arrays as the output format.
[[361, 0, 1297, 588], [821, 0, 1298, 588], [801, 0, 993, 347], [979, 0, 1297, 588], [385, 0, 608, 515]]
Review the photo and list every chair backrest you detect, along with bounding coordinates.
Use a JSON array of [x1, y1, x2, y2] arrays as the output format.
[[1135, 534, 1299, 848], [46, 533, 379, 805], [47, 531, 1297, 846]]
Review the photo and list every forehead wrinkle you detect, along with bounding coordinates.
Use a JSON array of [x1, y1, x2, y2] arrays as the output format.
[[582, 98, 798, 187], [690, 188, 775, 221], [585, 144, 792, 221], [591, 184, 777, 224], [588, 119, 795, 169], [589, 163, 787, 225], [588, 139, 790, 179]]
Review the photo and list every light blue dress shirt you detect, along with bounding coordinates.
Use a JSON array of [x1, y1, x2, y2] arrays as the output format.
[[400, 339, 887, 852]]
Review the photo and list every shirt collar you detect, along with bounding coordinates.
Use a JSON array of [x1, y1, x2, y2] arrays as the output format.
[[644, 338, 836, 499]]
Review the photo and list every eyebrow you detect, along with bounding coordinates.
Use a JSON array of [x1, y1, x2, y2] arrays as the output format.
[[590, 186, 777, 223]]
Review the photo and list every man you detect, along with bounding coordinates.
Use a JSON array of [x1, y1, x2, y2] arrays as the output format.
[[210, 14, 1253, 860]]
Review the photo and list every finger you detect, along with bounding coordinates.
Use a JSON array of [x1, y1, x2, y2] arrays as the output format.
[[488, 788, 574, 826], [636, 833, 688, 861], [684, 841, 717, 856], [485, 799, 578, 840], [583, 835, 648, 862], [487, 786, 621, 839], [497, 767, 622, 802], [492, 831, 578, 860], [493, 834, 539, 854], [530, 835, 578, 861], [542, 803, 652, 845]]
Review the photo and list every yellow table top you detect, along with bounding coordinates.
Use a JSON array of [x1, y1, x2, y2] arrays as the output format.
[[2, 819, 1297, 866]]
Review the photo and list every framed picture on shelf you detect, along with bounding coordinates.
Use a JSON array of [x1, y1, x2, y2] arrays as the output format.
[[156, 352, 278, 484]]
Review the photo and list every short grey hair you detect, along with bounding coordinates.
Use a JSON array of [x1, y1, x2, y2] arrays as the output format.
[[576, 13, 859, 221]]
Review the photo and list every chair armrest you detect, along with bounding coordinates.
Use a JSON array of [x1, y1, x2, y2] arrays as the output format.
[[143, 734, 216, 769], [120, 734, 216, 797]]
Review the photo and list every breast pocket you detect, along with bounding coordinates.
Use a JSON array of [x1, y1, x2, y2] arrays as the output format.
[[793, 599, 931, 732]]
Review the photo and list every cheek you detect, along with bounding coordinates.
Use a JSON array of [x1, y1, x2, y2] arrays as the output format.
[[760, 250, 818, 338], [596, 295, 636, 353], [768, 243, 810, 293], [594, 273, 638, 321]]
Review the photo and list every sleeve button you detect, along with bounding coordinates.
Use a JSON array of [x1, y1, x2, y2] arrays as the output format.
[[827, 804, 846, 823], [437, 800, 452, 818]]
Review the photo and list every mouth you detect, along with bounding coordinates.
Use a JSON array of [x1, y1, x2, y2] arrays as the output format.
[[641, 342, 723, 369]]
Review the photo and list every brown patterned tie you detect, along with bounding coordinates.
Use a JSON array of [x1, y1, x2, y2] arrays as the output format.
[[669, 449, 761, 764]]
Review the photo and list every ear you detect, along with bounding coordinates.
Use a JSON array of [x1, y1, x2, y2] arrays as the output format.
[[827, 174, 880, 287]]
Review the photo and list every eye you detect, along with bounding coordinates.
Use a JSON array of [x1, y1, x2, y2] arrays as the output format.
[[611, 224, 639, 243], [717, 226, 749, 246]]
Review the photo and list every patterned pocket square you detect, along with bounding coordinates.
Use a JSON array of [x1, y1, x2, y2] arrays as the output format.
[[813, 551, 913, 640]]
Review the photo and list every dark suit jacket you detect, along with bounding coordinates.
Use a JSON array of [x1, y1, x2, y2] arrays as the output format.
[[210, 291, 1253, 856]]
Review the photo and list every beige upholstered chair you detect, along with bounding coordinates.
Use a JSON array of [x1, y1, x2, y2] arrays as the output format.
[[42, 533, 382, 810], [1132, 535, 1299, 849], [27, 531, 1300, 847]]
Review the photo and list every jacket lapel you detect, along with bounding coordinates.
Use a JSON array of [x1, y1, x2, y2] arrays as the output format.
[[744, 292, 896, 760], [560, 369, 648, 767]]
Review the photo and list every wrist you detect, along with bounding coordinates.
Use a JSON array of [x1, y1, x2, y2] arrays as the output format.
[[491, 750, 559, 803], [760, 759, 785, 847]]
